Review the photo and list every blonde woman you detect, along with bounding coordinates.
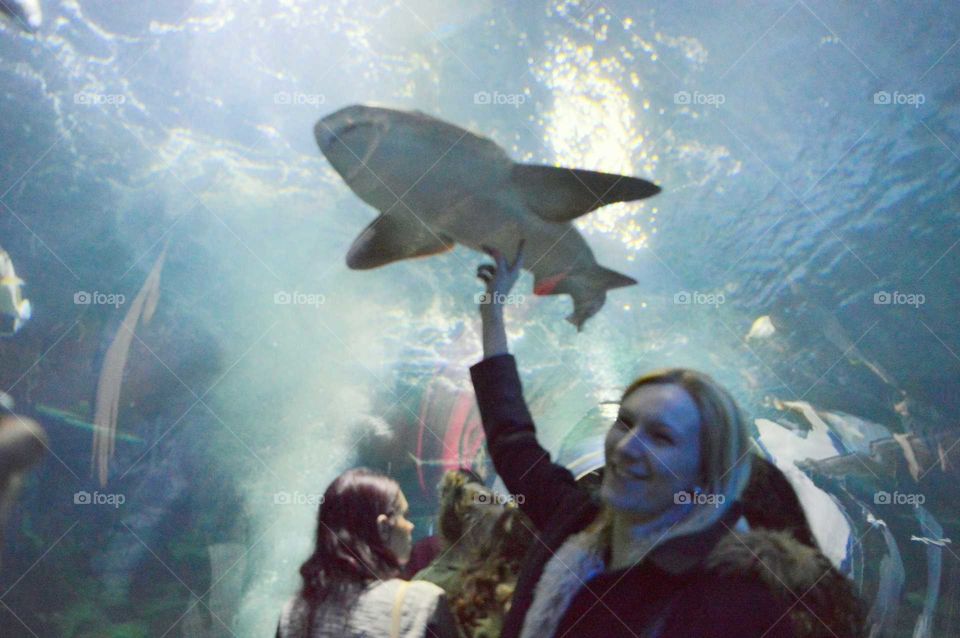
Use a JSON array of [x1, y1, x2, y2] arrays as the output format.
[[470, 243, 864, 638]]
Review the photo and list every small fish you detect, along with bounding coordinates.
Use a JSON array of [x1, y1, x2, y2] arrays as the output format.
[[0, 248, 31, 336], [746, 315, 775, 340], [892, 432, 923, 482], [406, 452, 454, 468], [812, 305, 899, 389], [938, 441, 951, 473], [910, 535, 952, 547]]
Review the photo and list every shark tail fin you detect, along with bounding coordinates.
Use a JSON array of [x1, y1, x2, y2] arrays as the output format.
[[562, 265, 637, 331], [512, 164, 661, 223]]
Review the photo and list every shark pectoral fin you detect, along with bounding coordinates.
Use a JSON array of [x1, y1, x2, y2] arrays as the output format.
[[511, 164, 661, 223], [346, 214, 454, 270]]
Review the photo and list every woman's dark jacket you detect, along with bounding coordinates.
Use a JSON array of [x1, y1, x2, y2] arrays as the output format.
[[471, 354, 865, 638]]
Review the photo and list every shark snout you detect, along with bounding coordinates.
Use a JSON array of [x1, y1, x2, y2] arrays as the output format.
[[315, 104, 380, 151], [314, 106, 389, 180]]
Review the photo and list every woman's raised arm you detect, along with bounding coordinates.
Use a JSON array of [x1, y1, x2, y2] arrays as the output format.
[[471, 242, 584, 530]]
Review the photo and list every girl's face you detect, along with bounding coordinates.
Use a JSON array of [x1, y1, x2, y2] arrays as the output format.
[[601, 383, 703, 521], [380, 492, 414, 565]]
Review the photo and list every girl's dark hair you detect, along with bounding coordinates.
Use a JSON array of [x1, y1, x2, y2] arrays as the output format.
[[297, 467, 403, 635]]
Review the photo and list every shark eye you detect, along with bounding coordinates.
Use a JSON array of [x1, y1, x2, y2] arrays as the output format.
[[338, 123, 360, 137]]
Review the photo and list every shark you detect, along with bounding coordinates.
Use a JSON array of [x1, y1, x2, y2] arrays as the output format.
[[314, 104, 661, 330], [0, 0, 42, 30]]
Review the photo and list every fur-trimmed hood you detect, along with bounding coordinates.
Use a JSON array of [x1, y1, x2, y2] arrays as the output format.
[[706, 528, 866, 638], [518, 522, 864, 638]]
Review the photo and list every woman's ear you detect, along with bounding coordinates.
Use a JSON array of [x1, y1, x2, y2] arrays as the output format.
[[377, 513, 391, 540]]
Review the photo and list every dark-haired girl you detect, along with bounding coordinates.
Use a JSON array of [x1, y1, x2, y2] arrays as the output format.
[[276, 468, 460, 638]]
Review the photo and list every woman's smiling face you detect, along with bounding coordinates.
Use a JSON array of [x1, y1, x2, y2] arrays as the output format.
[[601, 382, 703, 520]]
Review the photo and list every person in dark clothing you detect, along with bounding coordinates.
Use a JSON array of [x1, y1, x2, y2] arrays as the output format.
[[470, 242, 864, 638], [403, 535, 443, 580]]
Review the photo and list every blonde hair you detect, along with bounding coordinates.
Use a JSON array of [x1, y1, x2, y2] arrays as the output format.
[[437, 469, 490, 545]]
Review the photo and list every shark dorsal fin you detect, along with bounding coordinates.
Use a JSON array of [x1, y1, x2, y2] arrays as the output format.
[[512, 164, 660, 223]]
